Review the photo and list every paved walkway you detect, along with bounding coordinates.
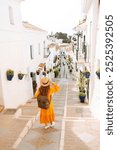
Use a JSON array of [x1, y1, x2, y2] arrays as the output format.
[[15, 78, 100, 150], [0, 100, 39, 150]]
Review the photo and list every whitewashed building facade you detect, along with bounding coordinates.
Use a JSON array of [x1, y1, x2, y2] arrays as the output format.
[[0, 0, 48, 108], [80, 0, 100, 106], [74, 0, 100, 111]]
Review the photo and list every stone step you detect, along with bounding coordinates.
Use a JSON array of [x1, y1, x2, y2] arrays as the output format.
[[0, 118, 27, 149], [18, 115, 35, 120], [17, 104, 39, 116], [0, 105, 4, 113]]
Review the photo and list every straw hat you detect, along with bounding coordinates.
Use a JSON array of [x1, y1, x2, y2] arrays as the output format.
[[40, 77, 50, 87]]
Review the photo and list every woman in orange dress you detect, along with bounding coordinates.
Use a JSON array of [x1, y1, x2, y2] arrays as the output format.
[[35, 77, 60, 129]]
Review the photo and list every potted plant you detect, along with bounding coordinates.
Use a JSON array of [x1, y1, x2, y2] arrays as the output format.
[[46, 70, 49, 74], [18, 72, 25, 80], [6, 69, 14, 81], [54, 68, 59, 78], [79, 86, 85, 93], [63, 62, 65, 66], [79, 92, 86, 103], [68, 65, 70, 69], [36, 70, 40, 75], [78, 71, 86, 103], [96, 69, 100, 79], [53, 66, 56, 69], [84, 69, 90, 78], [49, 68, 52, 72], [30, 72, 35, 78], [42, 71, 46, 76]]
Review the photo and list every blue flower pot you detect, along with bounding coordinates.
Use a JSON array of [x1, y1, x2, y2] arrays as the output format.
[[79, 95, 86, 103], [7, 75, 13, 81], [84, 72, 90, 78]]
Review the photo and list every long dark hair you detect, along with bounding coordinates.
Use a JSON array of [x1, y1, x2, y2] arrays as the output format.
[[39, 85, 50, 96]]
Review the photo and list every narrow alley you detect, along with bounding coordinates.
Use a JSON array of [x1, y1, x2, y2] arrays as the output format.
[[13, 78, 100, 150]]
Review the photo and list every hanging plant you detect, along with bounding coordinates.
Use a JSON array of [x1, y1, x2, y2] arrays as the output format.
[[54, 68, 59, 78], [30, 72, 35, 78], [96, 69, 100, 79], [6, 69, 14, 81], [49, 68, 52, 72], [36, 70, 40, 75], [84, 71, 90, 78], [18, 73, 24, 80], [53, 66, 56, 69], [42, 71, 46, 76], [46, 70, 49, 74], [83, 67, 90, 78]]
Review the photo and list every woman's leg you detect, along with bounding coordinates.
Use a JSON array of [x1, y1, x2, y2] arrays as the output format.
[[44, 123, 50, 129], [50, 121, 55, 127]]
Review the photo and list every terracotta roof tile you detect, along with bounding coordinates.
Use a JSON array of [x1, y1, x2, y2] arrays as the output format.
[[38, 63, 45, 68]]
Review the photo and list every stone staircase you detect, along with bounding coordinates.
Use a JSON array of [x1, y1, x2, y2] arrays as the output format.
[[0, 99, 39, 150]]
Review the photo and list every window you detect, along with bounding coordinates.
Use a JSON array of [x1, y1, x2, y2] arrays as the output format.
[[8, 6, 14, 25], [30, 45, 34, 59], [38, 43, 40, 55]]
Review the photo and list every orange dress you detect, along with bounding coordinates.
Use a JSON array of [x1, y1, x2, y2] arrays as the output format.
[[35, 83, 60, 124]]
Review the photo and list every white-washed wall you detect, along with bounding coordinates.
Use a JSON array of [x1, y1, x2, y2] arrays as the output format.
[[85, 0, 100, 103], [0, 0, 23, 31], [0, 40, 32, 108], [0, 30, 47, 108], [22, 28, 48, 84], [0, 0, 48, 108]]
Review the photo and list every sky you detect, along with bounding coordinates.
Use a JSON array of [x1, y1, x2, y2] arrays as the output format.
[[21, 0, 81, 35]]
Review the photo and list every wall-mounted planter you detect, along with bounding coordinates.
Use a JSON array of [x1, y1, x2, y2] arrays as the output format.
[[96, 69, 100, 79], [6, 69, 14, 81], [18, 73, 24, 80], [96, 71, 100, 79], [30, 72, 35, 78], [69, 69, 72, 73], [49, 69, 52, 72], [36, 70, 40, 75], [7, 75, 14, 81], [46, 70, 49, 74], [42, 71, 46, 76], [54, 68, 59, 78], [84, 72, 90, 78]]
